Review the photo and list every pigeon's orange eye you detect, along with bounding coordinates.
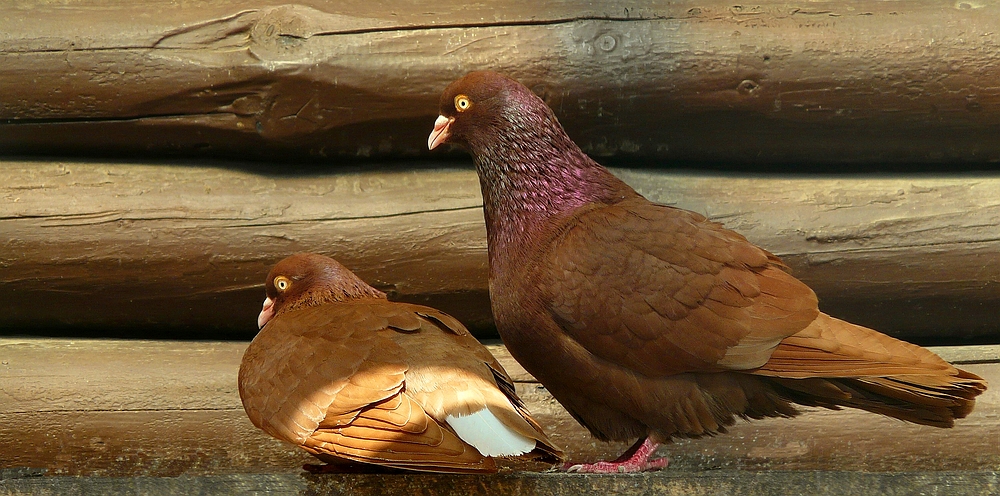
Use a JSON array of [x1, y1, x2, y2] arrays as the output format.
[[455, 95, 472, 112], [274, 276, 291, 292]]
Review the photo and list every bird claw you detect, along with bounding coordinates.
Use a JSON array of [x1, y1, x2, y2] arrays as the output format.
[[561, 457, 669, 474], [562, 437, 668, 473]]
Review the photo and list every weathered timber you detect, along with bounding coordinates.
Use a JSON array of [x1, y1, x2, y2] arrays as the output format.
[[0, 338, 997, 479], [1, 159, 492, 335], [3, 473, 1000, 496], [2, 1, 1000, 164], [3, 159, 1000, 341]]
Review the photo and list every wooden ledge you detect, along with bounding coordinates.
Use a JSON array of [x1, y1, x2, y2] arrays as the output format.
[[2, 471, 999, 496], [0, 337, 997, 483]]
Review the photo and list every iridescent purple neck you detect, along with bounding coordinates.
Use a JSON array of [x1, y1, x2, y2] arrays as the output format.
[[466, 94, 635, 267]]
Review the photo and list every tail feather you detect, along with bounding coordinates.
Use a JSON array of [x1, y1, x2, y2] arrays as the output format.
[[753, 313, 987, 427]]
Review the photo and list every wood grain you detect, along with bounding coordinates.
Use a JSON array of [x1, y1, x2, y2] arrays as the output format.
[[1, 159, 491, 335], [0, 338, 996, 476], [2, 471, 1000, 496], [3, 159, 1000, 341], [2, 1, 1000, 164]]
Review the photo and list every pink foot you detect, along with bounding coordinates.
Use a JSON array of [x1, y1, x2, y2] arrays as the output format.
[[563, 437, 669, 473]]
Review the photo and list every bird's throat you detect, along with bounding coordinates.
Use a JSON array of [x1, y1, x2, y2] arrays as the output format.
[[473, 148, 633, 278], [465, 98, 637, 273]]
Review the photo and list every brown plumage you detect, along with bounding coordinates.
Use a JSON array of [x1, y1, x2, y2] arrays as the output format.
[[238, 253, 562, 473], [428, 71, 987, 472]]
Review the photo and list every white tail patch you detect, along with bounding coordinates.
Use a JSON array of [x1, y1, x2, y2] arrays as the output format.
[[445, 408, 535, 457]]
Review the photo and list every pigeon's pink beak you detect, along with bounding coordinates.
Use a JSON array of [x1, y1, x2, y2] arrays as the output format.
[[257, 297, 275, 329], [428, 115, 454, 150]]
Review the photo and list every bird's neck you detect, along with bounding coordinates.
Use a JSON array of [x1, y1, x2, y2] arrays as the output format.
[[284, 274, 386, 315], [471, 133, 634, 271]]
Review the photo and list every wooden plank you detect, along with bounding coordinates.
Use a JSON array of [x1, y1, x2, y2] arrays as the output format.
[[0, 339, 242, 412], [2, 472, 999, 496], [4, 159, 1000, 341], [920, 345, 1000, 365], [2, 1, 1000, 164], [0, 338, 996, 477], [0, 160, 492, 335]]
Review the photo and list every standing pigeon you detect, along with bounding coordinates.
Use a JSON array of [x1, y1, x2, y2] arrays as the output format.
[[239, 252, 562, 473], [428, 71, 986, 473]]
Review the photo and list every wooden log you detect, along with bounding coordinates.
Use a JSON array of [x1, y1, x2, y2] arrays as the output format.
[[0, 337, 997, 478], [1, 159, 491, 335], [3, 1, 1000, 164], [4, 159, 1000, 341], [3, 472, 1000, 496]]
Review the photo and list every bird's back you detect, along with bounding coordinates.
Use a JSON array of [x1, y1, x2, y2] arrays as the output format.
[[239, 299, 562, 472]]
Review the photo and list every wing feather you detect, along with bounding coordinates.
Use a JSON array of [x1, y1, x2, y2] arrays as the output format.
[[240, 298, 564, 472], [541, 198, 819, 376], [304, 393, 496, 473]]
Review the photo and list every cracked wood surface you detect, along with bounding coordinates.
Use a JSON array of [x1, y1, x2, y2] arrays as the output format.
[[3, 159, 1000, 341], [0, 338, 996, 477], [2, 1, 1000, 164]]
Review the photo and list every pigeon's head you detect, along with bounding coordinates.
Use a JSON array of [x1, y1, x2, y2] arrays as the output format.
[[428, 71, 556, 153], [257, 253, 384, 329]]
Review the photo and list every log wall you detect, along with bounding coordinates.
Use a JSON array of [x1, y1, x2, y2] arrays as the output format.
[[3, 158, 999, 342], [3, 2, 1000, 489], [3, 1, 1000, 164]]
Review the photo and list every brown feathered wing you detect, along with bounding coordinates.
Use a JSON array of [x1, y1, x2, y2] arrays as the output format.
[[544, 198, 819, 376], [541, 197, 985, 426], [240, 302, 492, 473]]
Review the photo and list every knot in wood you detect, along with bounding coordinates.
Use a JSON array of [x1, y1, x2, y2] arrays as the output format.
[[738, 79, 761, 95]]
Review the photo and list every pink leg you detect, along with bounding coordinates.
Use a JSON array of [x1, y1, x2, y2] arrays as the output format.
[[563, 437, 669, 473]]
